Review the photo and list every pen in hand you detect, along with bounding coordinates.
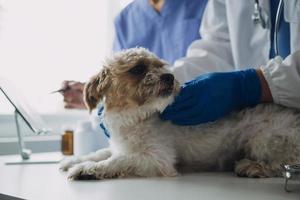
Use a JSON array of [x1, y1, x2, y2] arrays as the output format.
[[50, 85, 71, 94], [50, 81, 86, 109], [50, 81, 84, 94]]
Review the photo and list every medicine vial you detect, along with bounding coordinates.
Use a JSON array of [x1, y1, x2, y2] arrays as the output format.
[[61, 129, 74, 155]]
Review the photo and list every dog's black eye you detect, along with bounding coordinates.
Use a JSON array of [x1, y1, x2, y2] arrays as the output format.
[[128, 63, 147, 76]]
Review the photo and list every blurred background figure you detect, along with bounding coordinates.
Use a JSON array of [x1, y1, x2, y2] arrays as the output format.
[[114, 0, 207, 64], [62, 0, 208, 110]]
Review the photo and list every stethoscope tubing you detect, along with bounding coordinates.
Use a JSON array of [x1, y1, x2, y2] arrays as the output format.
[[274, 0, 284, 56], [253, 0, 284, 56]]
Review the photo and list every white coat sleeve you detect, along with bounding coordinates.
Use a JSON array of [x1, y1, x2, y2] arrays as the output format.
[[261, 50, 300, 109], [171, 0, 235, 84]]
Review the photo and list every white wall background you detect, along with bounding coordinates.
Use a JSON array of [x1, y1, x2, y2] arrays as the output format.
[[0, 0, 132, 114]]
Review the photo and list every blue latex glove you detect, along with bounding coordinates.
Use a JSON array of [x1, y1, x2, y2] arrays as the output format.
[[160, 69, 261, 125]]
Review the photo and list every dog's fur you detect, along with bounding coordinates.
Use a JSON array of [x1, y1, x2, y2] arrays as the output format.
[[60, 48, 300, 180]]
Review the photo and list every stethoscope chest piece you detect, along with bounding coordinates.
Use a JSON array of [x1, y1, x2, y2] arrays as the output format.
[[283, 164, 300, 192]]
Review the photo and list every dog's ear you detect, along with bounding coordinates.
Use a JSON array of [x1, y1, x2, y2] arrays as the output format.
[[83, 68, 111, 113]]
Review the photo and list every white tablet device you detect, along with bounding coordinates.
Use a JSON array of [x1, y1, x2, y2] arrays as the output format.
[[0, 78, 51, 134]]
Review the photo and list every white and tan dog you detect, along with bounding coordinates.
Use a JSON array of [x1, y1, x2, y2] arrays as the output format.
[[60, 48, 300, 180]]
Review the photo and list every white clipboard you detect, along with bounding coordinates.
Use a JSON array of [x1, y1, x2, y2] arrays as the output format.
[[0, 78, 51, 134], [0, 78, 61, 164]]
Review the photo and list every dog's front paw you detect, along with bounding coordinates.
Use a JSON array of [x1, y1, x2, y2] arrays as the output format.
[[59, 156, 81, 171], [235, 159, 269, 178], [68, 161, 98, 180]]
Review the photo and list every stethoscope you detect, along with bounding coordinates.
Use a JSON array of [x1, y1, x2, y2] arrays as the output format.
[[252, 0, 283, 56], [253, 2, 300, 191]]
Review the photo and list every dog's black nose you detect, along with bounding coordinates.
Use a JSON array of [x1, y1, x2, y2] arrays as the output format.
[[160, 73, 174, 85]]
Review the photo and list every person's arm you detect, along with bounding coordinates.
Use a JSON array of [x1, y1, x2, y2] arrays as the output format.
[[112, 30, 123, 52], [112, 13, 126, 52], [161, 51, 300, 125], [261, 50, 300, 109], [171, 0, 235, 83], [256, 68, 273, 103]]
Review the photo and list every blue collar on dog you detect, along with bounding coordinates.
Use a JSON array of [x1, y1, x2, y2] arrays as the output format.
[[98, 106, 110, 138]]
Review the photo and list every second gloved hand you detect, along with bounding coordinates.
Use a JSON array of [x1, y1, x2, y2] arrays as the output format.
[[160, 69, 262, 125]]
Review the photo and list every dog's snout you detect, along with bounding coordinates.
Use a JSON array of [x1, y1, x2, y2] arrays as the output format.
[[160, 73, 174, 85]]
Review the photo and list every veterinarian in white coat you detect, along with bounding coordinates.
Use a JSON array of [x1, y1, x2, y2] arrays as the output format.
[[161, 0, 300, 125]]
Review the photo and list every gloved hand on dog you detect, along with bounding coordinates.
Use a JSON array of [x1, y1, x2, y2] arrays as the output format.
[[160, 69, 262, 125]]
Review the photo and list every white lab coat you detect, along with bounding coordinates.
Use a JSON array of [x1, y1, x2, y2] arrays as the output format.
[[171, 0, 300, 109]]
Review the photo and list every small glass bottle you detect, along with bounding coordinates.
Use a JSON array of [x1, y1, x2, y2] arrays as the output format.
[[61, 129, 74, 155]]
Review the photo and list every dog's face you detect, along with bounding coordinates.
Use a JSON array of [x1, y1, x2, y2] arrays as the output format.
[[84, 48, 180, 113]]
